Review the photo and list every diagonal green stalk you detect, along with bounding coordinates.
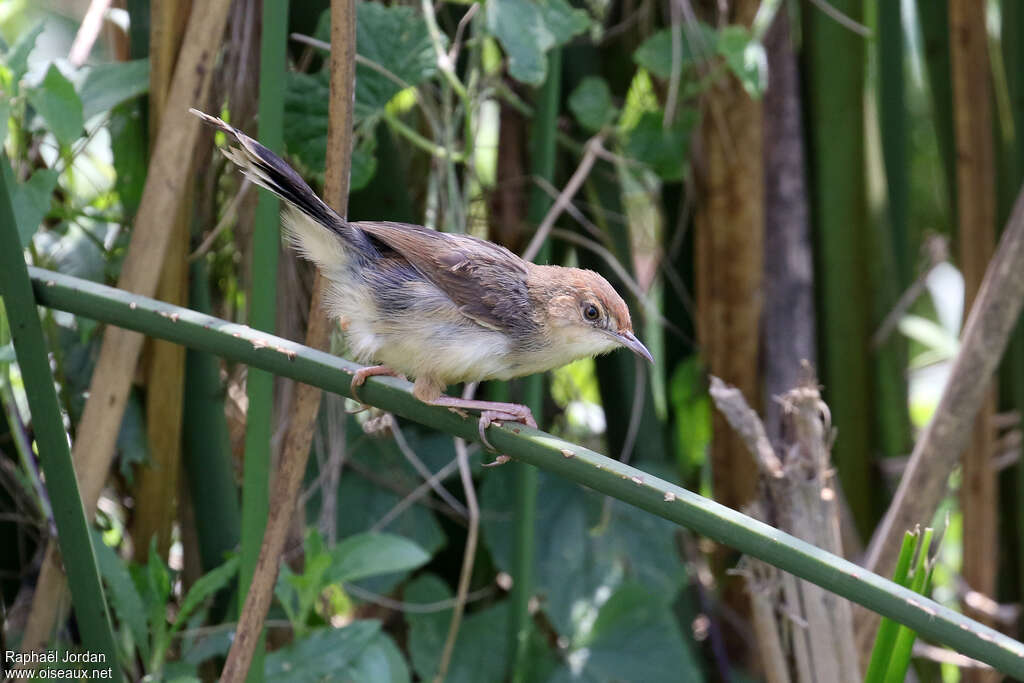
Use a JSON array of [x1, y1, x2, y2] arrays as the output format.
[[25, 264, 1024, 679], [239, 3, 289, 680], [0, 169, 120, 677]]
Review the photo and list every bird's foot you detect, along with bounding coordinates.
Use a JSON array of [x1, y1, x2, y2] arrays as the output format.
[[425, 396, 536, 461], [350, 365, 406, 403]]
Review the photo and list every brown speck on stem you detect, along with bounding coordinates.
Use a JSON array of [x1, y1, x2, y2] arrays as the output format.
[[664, 491, 676, 502], [46, 280, 55, 287], [252, 339, 267, 350], [560, 448, 574, 458], [631, 475, 643, 485], [129, 302, 137, 310], [170, 313, 179, 322]]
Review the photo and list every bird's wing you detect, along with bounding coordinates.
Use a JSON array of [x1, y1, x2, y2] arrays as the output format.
[[354, 221, 535, 334]]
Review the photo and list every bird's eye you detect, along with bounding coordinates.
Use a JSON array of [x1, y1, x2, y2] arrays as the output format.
[[583, 303, 600, 321]]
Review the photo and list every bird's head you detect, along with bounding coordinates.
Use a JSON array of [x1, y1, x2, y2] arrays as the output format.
[[530, 265, 654, 365]]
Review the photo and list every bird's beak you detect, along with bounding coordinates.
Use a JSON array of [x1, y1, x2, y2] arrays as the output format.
[[615, 330, 655, 364]]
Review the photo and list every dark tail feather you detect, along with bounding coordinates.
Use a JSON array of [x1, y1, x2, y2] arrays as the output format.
[[189, 109, 374, 256]]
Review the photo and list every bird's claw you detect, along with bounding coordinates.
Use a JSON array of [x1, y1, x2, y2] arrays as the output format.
[[350, 365, 405, 402], [476, 407, 537, 464]]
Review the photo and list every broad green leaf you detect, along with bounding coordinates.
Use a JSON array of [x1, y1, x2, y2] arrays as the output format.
[[624, 109, 698, 182], [405, 575, 511, 683], [2, 163, 58, 246], [716, 25, 766, 98], [486, 0, 590, 85], [481, 470, 688, 635], [284, 71, 377, 191], [328, 532, 430, 583], [109, 102, 147, 217], [344, 630, 410, 683], [170, 556, 239, 637], [78, 59, 150, 120], [568, 76, 616, 132], [353, 3, 437, 115], [899, 314, 959, 360], [33, 222, 107, 282], [182, 629, 233, 665], [26, 64, 84, 147], [92, 530, 151, 663], [116, 389, 150, 481], [3, 22, 44, 82], [548, 582, 703, 683], [264, 621, 381, 682], [0, 97, 10, 146], [313, 5, 438, 117], [633, 24, 716, 80], [669, 357, 710, 474], [351, 137, 378, 192]]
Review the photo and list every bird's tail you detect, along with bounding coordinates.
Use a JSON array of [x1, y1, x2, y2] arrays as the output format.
[[189, 109, 376, 264]]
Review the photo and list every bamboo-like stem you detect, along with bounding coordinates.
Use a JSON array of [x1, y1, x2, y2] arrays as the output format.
[[24, 265, 1024, 679], [219, 0, 356, 680], [0, 175, 119, 677]]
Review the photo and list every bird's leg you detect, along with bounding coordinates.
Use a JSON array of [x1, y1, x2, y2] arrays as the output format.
[[350, 365, 406, 404], [425, 395, 537, 464]]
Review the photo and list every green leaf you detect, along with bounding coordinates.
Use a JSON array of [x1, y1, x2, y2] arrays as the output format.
[[313, 5, 438, 117], [264, 621, 382, 682], [568, 76, 616, 132], [26, 64, 85, 147], [33, 223, 107, 282], [3, 22, 45, 82], [669, 357, 711, 475], [78, 59, 150, 120], [170, 556, 239, 637], [2, 163, 58, 246], [109, 102, 148, 217], [350, 137, 378, 193], [548, 582, 702, 683], [328, 532, 430, 584], [284, 72, 377, 192], [633, 24, 716, 80], [405, 575, 511, 683], [354, 3, 437, 115], [486, 0, 590, 85], [344, 630, 410, 683], [0, 97, 10, 147], [92, 530, 151, 664], [0, 342, 15, 363], [624, 109, 698, 182], [116, 389, 151, 482], [716, 25, 765, 98], [481, 470, 689, 635], [899, 314, 959, 360]]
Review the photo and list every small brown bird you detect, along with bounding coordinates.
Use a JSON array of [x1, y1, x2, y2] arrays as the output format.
[[191, 109, 653, 451]]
